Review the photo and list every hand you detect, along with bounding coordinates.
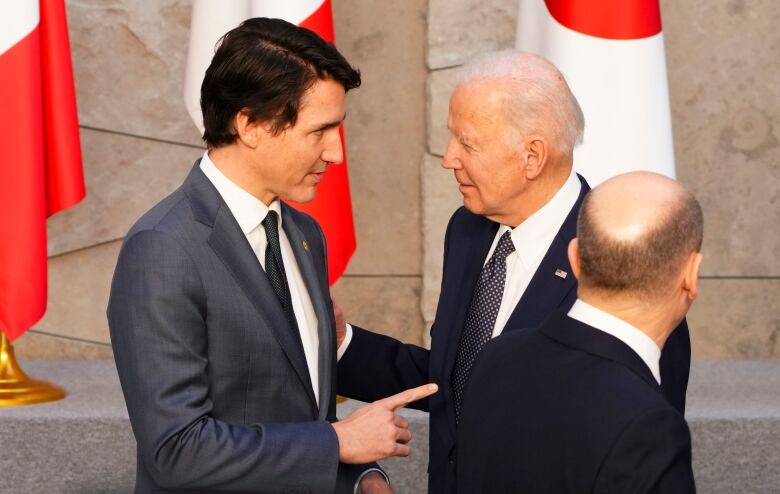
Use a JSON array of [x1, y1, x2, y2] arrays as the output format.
[[332, 296, 347, 348], [333, 383, 438, 464], [357, 472, 393, 494]]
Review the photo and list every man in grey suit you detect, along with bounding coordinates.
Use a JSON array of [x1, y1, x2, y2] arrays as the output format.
[[108, 18, 436, 494]]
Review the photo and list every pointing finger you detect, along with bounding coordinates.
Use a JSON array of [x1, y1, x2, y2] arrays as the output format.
[[375, 383, 438, 411]]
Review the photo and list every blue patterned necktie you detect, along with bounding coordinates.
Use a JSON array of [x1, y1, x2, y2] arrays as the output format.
[[451, 230, 515, 423]]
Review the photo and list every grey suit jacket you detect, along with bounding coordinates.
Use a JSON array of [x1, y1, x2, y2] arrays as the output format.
[[108, 161, 368, 493]]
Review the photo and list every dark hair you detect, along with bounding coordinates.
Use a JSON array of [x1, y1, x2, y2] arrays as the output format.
[[200, 17, 361, 147], [577, 189, 703, 298]]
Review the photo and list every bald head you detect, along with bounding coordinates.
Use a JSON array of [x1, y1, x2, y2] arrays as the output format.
[[456, 51, 584, 159], [576, 172, 703, 299]]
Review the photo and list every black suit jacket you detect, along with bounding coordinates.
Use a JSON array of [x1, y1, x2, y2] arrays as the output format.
[[338, 175, 691, 493], [108, 162, 372, 493], [456, 312, 696, 494]]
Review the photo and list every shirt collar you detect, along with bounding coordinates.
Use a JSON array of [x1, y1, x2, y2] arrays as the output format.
[[199, 151, 281, 234], [500, 168, 581, 268], [567, 299, 662, 384]]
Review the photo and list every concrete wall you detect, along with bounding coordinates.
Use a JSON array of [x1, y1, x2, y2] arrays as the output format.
[[13, 0, 779, 360], [15, 0, 428, 358], [422, 0, 780, 359]]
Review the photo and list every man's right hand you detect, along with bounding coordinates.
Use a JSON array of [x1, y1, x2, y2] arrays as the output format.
[[333, 384, 438, 464]]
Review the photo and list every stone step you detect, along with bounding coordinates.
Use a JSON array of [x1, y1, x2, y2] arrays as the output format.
[[0, 361, 777, 493]]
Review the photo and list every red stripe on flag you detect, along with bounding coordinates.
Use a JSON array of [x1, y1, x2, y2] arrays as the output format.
[[41, 0, 85, 215], [0, 0, 84, 341], [544, 0, 661, 40], [299, 0, 334, 42], [0, 28, 48, 341], [292, 0, 356, 284]]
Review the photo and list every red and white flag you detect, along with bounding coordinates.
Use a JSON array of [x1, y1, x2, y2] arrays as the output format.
[[516, 0, 675, 186], [183, 0, 356, 285], [0, 0, 85, 342]]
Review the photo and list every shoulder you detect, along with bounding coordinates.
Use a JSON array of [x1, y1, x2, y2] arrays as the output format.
[[126, 186, 192, 240]]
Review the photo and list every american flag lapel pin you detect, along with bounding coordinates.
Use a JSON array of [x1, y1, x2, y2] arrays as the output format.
[[302, 240, 309, 252], [554, 268, 568, 279]]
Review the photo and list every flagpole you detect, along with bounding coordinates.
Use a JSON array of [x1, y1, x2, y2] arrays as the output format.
[[0, 332, 65, 407]]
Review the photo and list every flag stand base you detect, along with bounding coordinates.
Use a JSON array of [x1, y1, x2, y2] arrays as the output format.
[[0, 333, 65, 407]]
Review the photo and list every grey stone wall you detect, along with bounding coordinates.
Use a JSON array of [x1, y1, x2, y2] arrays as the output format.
[[422, 0, 780, 358], [13, 0, 779, 360], [15, 0, 428, 358]]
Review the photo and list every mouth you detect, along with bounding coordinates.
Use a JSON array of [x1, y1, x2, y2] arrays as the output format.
[[309, 170, 326, 184]]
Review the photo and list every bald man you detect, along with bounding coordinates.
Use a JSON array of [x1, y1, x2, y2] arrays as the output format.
[[336, 51, 691, 493], [456, 172, 701, 493]]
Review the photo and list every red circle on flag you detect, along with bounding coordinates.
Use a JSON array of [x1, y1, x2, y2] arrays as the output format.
[[544, 0, 662, 40]]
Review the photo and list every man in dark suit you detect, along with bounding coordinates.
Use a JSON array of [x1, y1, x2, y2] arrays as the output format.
[[336, 52, 690, 492], [457, 171, 701, 493], [108, 18, 436, 494]]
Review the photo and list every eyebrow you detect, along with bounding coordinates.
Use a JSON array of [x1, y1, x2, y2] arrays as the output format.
[[313, 113, 347, 132]]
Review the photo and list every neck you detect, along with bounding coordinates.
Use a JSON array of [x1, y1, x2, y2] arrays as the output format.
[[208, 145, 277, 205], [495, 159, 572, 227], [577, 291, 679, 349]]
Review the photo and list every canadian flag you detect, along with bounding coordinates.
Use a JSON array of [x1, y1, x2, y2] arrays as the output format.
[[183, 0, 356, 285], [516, 0, 675, 186], [0, 0, 85, 341]]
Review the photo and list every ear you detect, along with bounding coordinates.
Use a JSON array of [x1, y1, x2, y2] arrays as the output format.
[[567, 238, 581, 280], [523, 136, 548, 180], [682, 252, 703, 301], [234, 109, 262, 149]]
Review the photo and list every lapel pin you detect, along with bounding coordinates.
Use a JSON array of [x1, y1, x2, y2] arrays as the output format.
[[554, 268, 568, 279], [302, 240, 309, 252]]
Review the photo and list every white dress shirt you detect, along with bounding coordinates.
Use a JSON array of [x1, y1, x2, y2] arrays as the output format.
[[200, 152, 321, 405], [338, 168, 581, 358], [486, 168, 581, 338], [568, 299, 662, 384]]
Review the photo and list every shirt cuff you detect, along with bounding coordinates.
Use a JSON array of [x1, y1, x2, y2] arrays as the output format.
[[337, 323, 354, 361], [354, 467, 390, 494]]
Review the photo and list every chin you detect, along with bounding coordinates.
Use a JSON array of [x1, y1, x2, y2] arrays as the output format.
[[462, 196, 486, 215], [285, 187, 318, 205]]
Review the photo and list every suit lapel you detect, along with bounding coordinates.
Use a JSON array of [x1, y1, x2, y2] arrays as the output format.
[[281, 204, 333, 420], [503, 175, 590, 333], [437, 214, 498, 443], [441, 216, 500, 381], [541, 312, 661, 390], [184, 165, 318, 411]]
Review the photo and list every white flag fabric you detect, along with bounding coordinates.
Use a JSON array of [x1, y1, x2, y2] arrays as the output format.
[[183, 0, 325, 133], [516, 0, 675, 186]]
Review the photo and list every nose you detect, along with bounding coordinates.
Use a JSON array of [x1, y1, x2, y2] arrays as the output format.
[[322, 127, 344, 165], [441, 137, 462, 170]]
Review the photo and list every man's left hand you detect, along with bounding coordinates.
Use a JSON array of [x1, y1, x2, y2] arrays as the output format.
[[358, 471, 393, 494]]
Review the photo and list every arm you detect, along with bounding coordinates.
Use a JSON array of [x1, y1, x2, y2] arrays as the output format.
[[108, 230, 340, 492], [334, 210, 464, 411], [594, 408, 695, 494], [338, 325, 432, 411]]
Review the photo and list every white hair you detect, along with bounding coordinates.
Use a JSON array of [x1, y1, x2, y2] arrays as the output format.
[[456, 50, 585, 157]]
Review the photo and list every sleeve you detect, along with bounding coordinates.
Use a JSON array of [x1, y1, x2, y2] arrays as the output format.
[[335, 209, 465, 412], [593, 408, 696, 494], [337, 325, 432, 411], [107, 229, 340, 493]]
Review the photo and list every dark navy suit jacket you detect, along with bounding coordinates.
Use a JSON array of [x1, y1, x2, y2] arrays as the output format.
[[338, 175, 691, 493], [456, 312, 695, 494]]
